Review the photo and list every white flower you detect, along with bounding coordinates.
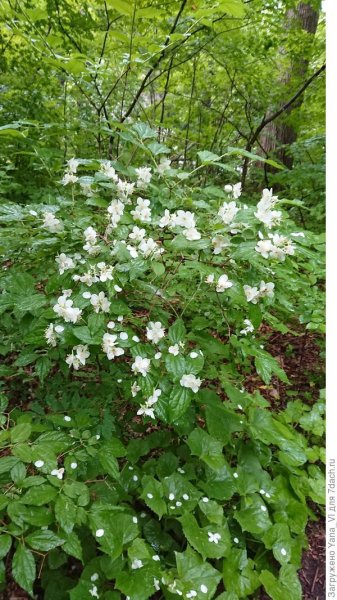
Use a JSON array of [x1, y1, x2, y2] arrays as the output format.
[[55, 253, 75, 275], [233, 537, 239, 544], [205, 273, 215, 284], [89, 585, 99, 599], [127, 244, 139, 258], [131, 356, 151, 377], [91, 574, 99, 582], [129, 226, 146, 243], [84, 227, 97, 245], [62, 172, 78, 186], [255, 239, 275, 258], [97, 262, 114, 282], [154, 352, 162, 359], [216, 274, 233, 292], [146, 321, 165, 344], [218, 201, 239, 225], [240, 319, 254, 335], [200, 585, 208, 594], [135, 166, 152, 187], [120, 332, 128, 340], [66, 345, 90, 370], [154, 578, 160, 591], [157, 157, 171, 175], [102, 333, 124, 360], [51, 467, 64, 480], [180, 373, 202, 393], [70, 462, 77, 469], [131, 382, 141, 397], [152, 554, 160, 561], [108, 199, 125, 228], [168, 344, 179, 356], [116, 179, 135, 200], [208, 532, 221, 544], [212, 235, 229, 254], [186, 591, 197, 598], [182, 493, 189, 500], [131, 197, 152, 223], [64, 415, 71, 422], [45, 323, 59, 347], [42, 212, 63, 233], [100, 160, 118, 180], [175, 210, 196, 229], [90, 292, 111, 313], [137, 389, 161, 419], [67, 157, 79, 173], [107, 321, 116, 329], [169, 493, 175, 501], [131, 558, 144, 570], [53, 295, 82, 323], [95, 529, 105, 538], [139, 237, 163, 258], [183, 227, 201, 241], [259, 280, 275, 299], [243, 285, 260, 304], [34, 460, 44, 468], [159, 209, 172, 228]]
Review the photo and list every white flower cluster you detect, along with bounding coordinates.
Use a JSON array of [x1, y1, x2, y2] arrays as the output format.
[[132, 355, 151, 376], [131, 197, 152, 223], [157, 157, 171, 175], [62, 157, 79, 186], [240, 319, 254, 335], [83, 226, 100, 255], [53, 291, 82, 323], [55, 253, 76, 275], [137, 388, 161, 419], [102, 333, 124, 360], [159, 209, 201, 241], [100, 160, 118, 181], [146, 321, 166, 344], [205, 273, 233, 292], [45, 323, 64, 347], [255, 232, 296, 261], [211, 235, 229, 255], [135, 166, 152, 188], [224, 182, 242, 199], [254, 188, 282, 228], [180, 373, 202, 393], [126, 225, 164, 259], [244, 281, 274, 304], [42, 212, 63, 233], [66, 344, 90, 370]]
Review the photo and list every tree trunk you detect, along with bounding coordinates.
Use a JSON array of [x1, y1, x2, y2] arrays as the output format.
[[259, 2, 319, 169]]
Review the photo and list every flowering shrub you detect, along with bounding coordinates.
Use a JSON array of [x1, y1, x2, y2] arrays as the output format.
[[0, 124, 325, 599]]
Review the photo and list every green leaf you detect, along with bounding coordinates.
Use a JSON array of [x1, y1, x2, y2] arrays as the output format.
[[223, 549, 260, 597], [106, 0, 133, 15], [21, 484, 58, 506], [197, 150, 221, 163], [55, 495, 77, 533], [234, 495, 273, 535], [168, 319, 186, 344], [227, 146, 284, 169], [219, 0, 245, 17], [187, 429, 225, 470], [12, 544, 36, 597], [99, 445, 120, 479], [175, 546, 222, 595], [260, 565, 302, 600], [165, 354, 186, 379], [180, 513, 230, 559], [11, 423, 32, 443], [0, 456, 20, 475], [62, 531, 83, 561], [167, 385, 192, 422], [141, 477, 167, 518], [26, 530, 65, 552], [0, 534, 11, 559]]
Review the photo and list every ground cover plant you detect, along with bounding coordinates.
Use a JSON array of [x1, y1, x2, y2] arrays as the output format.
[[0, 0, 325, 598]]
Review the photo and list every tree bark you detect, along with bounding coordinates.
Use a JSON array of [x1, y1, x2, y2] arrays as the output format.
[[259, 2, 320, 170]]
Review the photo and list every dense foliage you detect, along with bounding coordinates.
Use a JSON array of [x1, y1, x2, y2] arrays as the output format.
[[0, 1, 325, 599]]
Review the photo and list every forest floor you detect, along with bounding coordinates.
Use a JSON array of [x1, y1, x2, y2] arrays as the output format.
[[1, 329, 325, 600]]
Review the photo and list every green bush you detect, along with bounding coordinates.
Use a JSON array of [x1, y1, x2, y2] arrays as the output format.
[[0, 126, 325, 599]]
